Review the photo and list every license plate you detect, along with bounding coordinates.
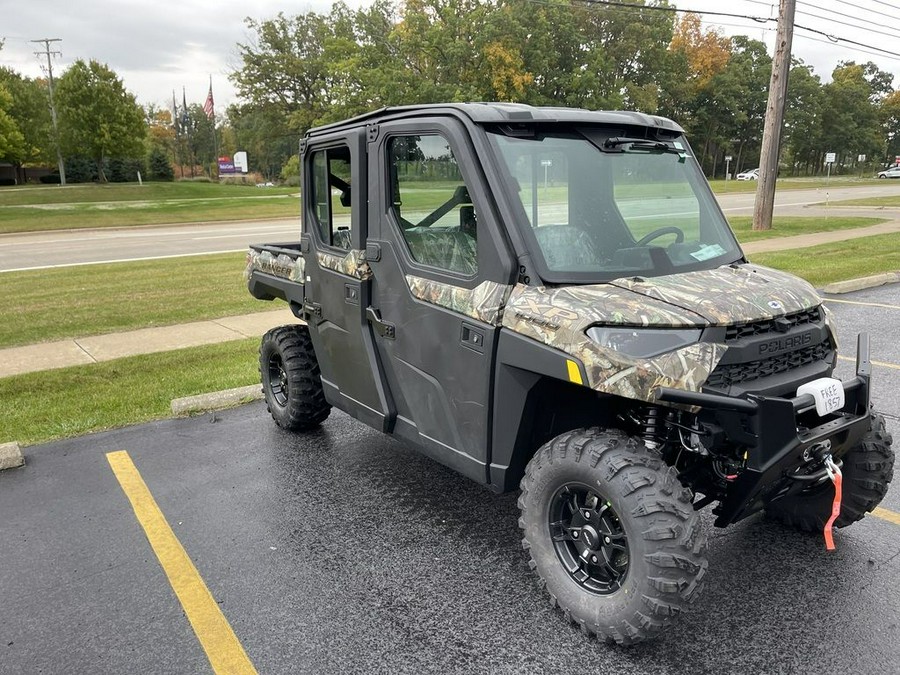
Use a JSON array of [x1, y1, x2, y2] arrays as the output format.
[[796, 377, 845, 417]]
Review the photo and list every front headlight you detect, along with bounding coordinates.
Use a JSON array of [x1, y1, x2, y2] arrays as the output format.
[[586, 326, 703, 358]]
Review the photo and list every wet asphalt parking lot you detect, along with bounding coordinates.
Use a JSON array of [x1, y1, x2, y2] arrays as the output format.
[[1, 284, 898, 675]]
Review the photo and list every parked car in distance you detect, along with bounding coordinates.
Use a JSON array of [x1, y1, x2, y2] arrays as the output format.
[[736, 168, 759, 180], [876, 166, 900, 179]]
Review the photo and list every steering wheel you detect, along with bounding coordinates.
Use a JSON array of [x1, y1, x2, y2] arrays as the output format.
[[635, 226, 685, 247]]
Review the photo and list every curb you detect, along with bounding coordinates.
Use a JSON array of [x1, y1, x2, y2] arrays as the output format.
[[0, 441, 25, 471], [822, 271, 900, 295], [171, 384, 263, 415]]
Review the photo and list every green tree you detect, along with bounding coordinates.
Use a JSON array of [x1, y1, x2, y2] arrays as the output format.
[[820, 63, 882, 171], [55, 59, 146, 182], [228, 104, 296, 179], [0, 83, 27, 166], [784, 63, 825, 175], [881, 90, 900, 164], [0, 68, 53, 168], [148, 146, 174, 181]]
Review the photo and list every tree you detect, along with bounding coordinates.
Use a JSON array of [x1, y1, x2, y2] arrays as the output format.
[[0, 68, 53, 169], [784, 63, 824, 175], [228, 104, 296, 179], [0, 83, 27, 165], [148, 146, 174, 181], [55, 59, 146, 182], [820, 63, 882, 170], [881, 90, 900, 164]]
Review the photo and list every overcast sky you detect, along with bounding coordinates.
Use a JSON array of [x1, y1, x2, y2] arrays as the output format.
[[2, 0, 899, 115]]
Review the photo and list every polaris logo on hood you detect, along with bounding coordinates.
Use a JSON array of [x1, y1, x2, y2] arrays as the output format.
[[758, 331, 813, 356]]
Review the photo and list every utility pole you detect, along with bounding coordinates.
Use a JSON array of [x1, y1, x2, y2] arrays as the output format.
[[752, 0, 795, 231], [32, 38, 66, 186]]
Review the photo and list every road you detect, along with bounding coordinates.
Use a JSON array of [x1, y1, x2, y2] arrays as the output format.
[[0, 284, 898, 674], [1, 184, 899, 272]]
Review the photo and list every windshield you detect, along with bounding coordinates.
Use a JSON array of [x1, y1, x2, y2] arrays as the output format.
[[488, 128, 742, 283]]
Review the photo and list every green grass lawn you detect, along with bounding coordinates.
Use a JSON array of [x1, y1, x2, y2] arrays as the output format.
[[708, 177, 886, 193], [2, 177, 890, 235], [750, 233, 900, 287], [0, 339, 260, 446], [0, 252, 266, 349], [0, 181, 297, 205], [0, 182, 299, 233], [821, 194, 900, 208], [728, 216, 886, 242]]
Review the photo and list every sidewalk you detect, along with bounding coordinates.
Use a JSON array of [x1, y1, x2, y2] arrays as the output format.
[[741, 220, 900, 254], [1, 222, 898, 380], [0, 308, 296, 379]]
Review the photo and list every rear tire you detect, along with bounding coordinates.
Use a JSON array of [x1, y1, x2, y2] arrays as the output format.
[[259, 324, 331, 431], [518, 428, 708, 645], [766, 412, 894, 531]]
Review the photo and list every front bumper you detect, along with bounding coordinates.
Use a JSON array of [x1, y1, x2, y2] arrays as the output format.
[[656, 333, 873, 526]]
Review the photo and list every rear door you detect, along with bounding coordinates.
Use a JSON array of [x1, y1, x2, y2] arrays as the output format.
[[365, 117, 514, 482], [302, 129, 391, 430]]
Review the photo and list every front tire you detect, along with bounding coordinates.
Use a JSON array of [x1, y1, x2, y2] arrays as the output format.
[[518, 428, 708, 645], [259, 324, 331, 431], [766, 412, 894, 531]]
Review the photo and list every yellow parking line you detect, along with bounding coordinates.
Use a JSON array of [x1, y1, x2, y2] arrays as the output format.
[[107, 451, 257, 675], [837, 355, 900, 371], [872, 507, 900, 526], [824, 298, 900, 310]]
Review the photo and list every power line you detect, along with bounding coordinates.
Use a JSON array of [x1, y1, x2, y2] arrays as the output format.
[[793, 22, 900, 59], [796, 4, 900, 40], [828, 0, 900, 23], [793, 31, 900, 64], [852, 0, 900, 20], [575, 0, 769, 23], [520, 0, 900, 62]]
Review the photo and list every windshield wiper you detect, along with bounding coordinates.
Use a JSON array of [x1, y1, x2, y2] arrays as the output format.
[[603, 137, 677, 153]]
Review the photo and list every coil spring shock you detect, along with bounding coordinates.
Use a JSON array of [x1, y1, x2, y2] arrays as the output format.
[[641, 406, 666, 449]]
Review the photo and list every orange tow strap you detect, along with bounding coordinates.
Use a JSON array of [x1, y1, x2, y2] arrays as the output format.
[[824, 456, 842, 551]]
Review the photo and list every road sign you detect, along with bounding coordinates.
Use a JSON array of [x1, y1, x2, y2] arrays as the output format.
[[725, 155, 733, 162], [825, 152, 836, 164], [540, 159, 552, 167], [858, 154, 866, 162]]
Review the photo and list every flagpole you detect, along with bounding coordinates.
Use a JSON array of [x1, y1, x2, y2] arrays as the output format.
[[183, 86, 194, 178], [209, 75, 219, 180], [172, 89, 183, 178]]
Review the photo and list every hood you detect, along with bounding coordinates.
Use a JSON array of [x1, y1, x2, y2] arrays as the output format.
[[503, 282, 708, 335], [608, 264, 821, 325]]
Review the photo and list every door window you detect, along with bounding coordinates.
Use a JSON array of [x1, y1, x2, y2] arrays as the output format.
[[388, 135, 477, 275], [309, 146, 353, 250]]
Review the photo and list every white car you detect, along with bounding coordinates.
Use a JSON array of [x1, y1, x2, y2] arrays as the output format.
[[736, 168, 759, 180], [876, 166, 900, 179]]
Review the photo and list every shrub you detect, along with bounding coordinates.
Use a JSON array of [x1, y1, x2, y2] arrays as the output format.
[[147, 147, 174, 181]]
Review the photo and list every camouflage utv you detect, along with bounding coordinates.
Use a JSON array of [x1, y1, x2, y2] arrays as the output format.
[[246, 104, 894, 644]]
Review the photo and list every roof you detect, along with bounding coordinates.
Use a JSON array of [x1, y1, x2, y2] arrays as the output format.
[[307, 102, 684, 136]]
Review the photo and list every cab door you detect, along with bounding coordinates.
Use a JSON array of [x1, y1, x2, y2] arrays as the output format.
[[301, 130, 391, 430], [365, 117, 514, 483]]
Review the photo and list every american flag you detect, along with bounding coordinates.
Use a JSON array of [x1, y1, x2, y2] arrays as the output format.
[[203, 81, 214, 120]]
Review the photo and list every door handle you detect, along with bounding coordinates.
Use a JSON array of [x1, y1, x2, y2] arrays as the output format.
[[461, 322, 484, 353], [366, 307, 396, 339]]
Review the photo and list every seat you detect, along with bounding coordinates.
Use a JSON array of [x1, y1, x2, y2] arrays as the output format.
[[403, 228, 477, 275], [332, 228, 352, 250]]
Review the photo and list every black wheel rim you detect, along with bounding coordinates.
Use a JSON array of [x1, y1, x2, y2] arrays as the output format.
[[548, 483, 629, 595], [267, 353, 289, 407]]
